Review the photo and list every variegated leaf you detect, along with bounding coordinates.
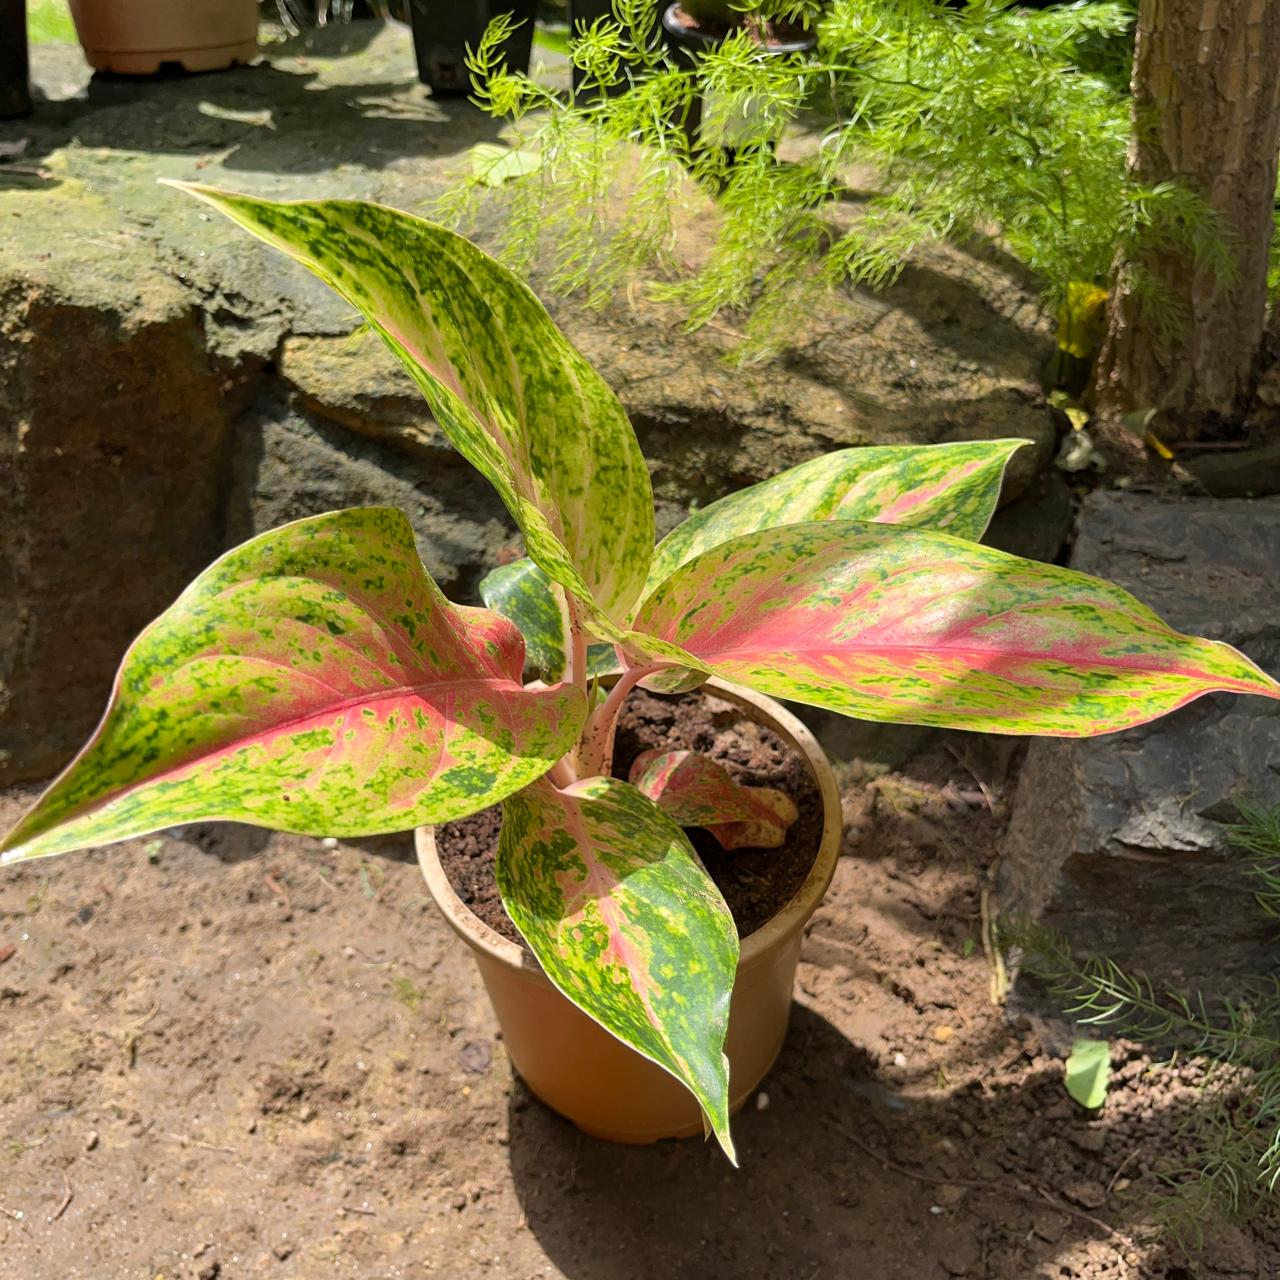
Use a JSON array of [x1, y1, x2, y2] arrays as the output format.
[[0, 509, 587, 864], [498, 776, 738, 1159], [173, 185, 654, 624], [629, 521, 1280, 736], [480, 558, 572, 681], [480, 557, 620, 683], [640, 439, 1028, 608], [629, 749, 799, 850]]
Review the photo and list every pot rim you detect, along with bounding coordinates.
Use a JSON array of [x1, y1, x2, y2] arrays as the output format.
[[415, 677, 841, 981]]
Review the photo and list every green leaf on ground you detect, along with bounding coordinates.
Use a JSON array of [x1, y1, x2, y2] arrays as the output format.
[[1065, 1038, 1110, 1109]]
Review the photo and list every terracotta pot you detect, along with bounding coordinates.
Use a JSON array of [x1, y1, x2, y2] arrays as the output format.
[[415, 679, 841, 1145], [68, 0, 258, 75]]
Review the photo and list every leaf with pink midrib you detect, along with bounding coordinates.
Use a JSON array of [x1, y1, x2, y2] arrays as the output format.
[[0, 508, 587, 863], [639, 439, 1027, 612], [629, 749, 799, 849], [497, 776, 739, 1159], [629, 521, 1280, 736]]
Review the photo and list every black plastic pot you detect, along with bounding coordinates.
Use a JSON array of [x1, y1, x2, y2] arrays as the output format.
[[661, 2, 814, 152], [0, 0, 31, 119], [407, 0, 537, 97]]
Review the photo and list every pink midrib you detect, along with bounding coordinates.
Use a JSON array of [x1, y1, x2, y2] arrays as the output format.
[[673, 634, 1270, 692], [43, 673, 541, 840], [555, 792, 665, 1037]]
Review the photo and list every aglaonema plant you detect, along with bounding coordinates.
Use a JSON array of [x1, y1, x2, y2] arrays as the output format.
[[3, 186, 1278, 1162]]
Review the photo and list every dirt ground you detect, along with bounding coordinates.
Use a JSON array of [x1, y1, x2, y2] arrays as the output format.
[[2, 740, 1277, 1280]]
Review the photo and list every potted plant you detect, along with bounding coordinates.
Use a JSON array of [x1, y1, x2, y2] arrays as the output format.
[[3, 187, 1277, 1160], [662, 0, 817, 151], [407, 0, 537, 96], [68, 0, 258, 74]]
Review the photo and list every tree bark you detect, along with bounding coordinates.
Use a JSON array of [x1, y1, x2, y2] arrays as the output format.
[[1093, 0, 1280, 435]]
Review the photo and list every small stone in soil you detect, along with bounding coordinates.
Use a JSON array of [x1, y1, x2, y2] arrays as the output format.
[[1067, 1127, 1107, 1153], [458, 1040, 492, 1074], [1062, 1179, 1107, 1209]]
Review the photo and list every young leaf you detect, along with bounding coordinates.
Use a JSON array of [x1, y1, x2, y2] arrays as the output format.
[[172, 185, 654, 624], [1064, 1038, 1111, 1109], [480, 557, 620, 683], [470, 142, 543, 187], [480, 558, 573, 681], [498, 776, 739, 1159], [0, 509, 587, 864], [641, 439, 1028, 607], [629, 749, 798, 850], [628, 520, 1280, 736]]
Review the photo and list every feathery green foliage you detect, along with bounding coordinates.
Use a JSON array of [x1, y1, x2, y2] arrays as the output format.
[[1006, 800, 1280, 1250], [443, 0, 1230, 359]]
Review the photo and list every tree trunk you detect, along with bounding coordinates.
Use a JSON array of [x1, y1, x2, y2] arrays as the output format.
[[1093, 0, 1280, 436]]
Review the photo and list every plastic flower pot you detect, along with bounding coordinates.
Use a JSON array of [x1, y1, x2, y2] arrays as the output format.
[[0, 0, 31, 118], [415, 679, 841, 1144], [68, 0, 258, 75], [661, 1, 815, 154], [407, 0, 537, 97]]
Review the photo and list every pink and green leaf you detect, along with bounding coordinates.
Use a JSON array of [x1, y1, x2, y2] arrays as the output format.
[[640, 439, 1028, 609], [173, 185, 654, 625], [0, 509, 587, 865], [629, 749, 799, 849], [498, 776, 739, 1158], [629, 521, 1280, 736], [480, 557, 620, 684]]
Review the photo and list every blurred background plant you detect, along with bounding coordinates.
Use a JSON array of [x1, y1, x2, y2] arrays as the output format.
[[438, 0, 1231, 364]]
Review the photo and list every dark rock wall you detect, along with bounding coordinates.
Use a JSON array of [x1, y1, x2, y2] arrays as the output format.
[[1000, 492, 1280, 1005]]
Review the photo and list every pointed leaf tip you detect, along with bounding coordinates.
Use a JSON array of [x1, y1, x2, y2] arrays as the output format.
[[498, 777, 738, 1158]]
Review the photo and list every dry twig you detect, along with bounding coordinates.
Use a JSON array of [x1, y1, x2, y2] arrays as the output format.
[[165, 1133, 236, 1155], [50, 1175, 74, 1223], [980, 887, 1009, 1005]]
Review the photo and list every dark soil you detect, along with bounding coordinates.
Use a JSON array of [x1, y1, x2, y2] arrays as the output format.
[[2, 740, 1278, 1278], [436, 688, 823, 946]]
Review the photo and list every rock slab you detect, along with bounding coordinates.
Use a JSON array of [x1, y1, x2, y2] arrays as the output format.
[[1000, 491, 1280, 1004]]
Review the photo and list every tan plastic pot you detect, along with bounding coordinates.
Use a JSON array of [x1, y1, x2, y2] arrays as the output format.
[[69, 0, 258, 75], [415, 679, 841, 1145]]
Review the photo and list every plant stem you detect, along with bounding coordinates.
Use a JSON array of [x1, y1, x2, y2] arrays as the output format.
[[547, 758, 575, 789], [565, 598, 589, 696], [576, 663, 666, 779]]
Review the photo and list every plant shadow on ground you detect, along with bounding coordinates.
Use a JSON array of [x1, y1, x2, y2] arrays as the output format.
[[504, 1003, 1266, 1280], [493, 737, 1277, 1279]]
